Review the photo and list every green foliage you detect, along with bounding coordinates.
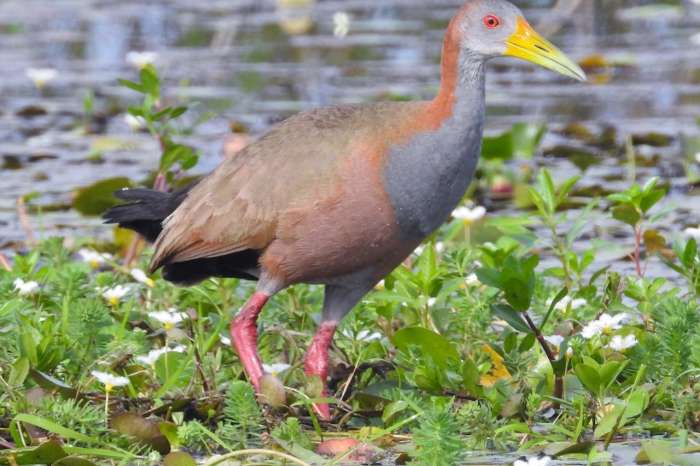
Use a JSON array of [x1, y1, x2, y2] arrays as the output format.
[[119, 64, 199, 182], [216, 381, 265, 449], [409, 399, 464, 466]]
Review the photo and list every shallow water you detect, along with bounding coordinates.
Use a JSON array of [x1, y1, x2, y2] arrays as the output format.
[[1, 1, 699, 272], [1, 0, 700, 464]]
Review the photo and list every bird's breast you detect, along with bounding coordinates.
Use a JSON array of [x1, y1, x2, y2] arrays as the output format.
[[382, 120, 482, 240]]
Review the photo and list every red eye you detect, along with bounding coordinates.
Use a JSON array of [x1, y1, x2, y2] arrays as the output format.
[[483, 15, 501, 29]]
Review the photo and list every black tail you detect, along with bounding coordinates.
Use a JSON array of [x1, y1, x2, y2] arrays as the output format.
[[103, 184, 261, 285], [103, 186, 193, 242]]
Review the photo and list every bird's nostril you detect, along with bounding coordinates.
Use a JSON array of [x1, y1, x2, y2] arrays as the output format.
[[534, 44, 550, 53]]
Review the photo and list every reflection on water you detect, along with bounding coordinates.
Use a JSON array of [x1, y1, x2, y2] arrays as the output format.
[[0, 0, 699, 279]]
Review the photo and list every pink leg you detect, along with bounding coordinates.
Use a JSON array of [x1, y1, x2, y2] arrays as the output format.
[[304, 321, 338, 421], [230, 292, 269, 392]]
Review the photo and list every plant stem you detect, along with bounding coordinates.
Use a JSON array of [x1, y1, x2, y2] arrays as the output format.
[[523, 312, 563, 401], [632, 224, 643, 277]]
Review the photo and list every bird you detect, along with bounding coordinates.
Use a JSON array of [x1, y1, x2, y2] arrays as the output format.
[[104, 0, 585, 421]]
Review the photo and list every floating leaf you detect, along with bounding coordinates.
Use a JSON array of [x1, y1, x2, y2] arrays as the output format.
[[111, 413, 170, 455], [73, 178, 132, 216]]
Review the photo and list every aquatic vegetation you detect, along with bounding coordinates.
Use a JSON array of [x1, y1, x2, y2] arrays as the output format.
[[3, 163, 700, 464], [1, 4, 700, 461]]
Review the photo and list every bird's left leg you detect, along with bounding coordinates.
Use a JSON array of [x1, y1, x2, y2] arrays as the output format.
[[304, 284, 372, 421]]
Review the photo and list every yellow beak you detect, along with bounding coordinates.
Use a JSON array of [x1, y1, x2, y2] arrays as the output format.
[[505, 17, 587, 82]]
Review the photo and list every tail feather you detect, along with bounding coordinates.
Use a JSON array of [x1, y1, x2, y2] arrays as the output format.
[[103, 182, 262, 284], [103, 186, 193, 242]]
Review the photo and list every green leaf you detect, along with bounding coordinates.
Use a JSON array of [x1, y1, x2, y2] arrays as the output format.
[[640, 188, 665, 213], [599, 361, 626, 390], [12, 440, 68, 465], [9, 357, 30, 386], [140, 65, 160, 98], [594, 404, 625, 439], [73, 177, 133, 216], [491, 304, 533, 334], [552, 441, 596, 458], [625, 389, 650, 418], [475, 267, 502, 289], [683, 239, 698, 268], [382, 400, 410, 424], [611, 204, 641, 226], [574, 364, 601, 395], [118, 79, 145, 93], [13, 414, 95, 443], [112, 413, 170, 455], [392, 327, 460, 369]]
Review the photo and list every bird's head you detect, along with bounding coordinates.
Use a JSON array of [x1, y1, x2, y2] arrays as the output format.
[[450, 0, 586, 81]]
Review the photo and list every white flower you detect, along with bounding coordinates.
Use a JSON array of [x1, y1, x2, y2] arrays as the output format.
[[131, 268, 155, 287], [333, 12, 351, 38], [220, 335, 231, 346], [124, 114, 147, 131], [465, 273, 481, 288], [78, 249, 111, 268], [550, 296, 587, 312], [435, 242, 445, 253], [263, 363, 291, 376], [427, 297, 437, 307], [135, 345, 186, 366], [607, 334, 638, 352], [26, 68, 58, 89], [684, 227, 700, 240], [452, 205, 487, 223], [14, 278, 39, 296], [102, 285, 130, 306], [581, 313, 631, 339], [126, 51, 158, 69], [413, 245, 425, 256], [514, 455, 552, 466], [544, 335, 565, 348], [149, 309, 188, 330], [91, 370, 129, 391], [566, 347, 574, 358]]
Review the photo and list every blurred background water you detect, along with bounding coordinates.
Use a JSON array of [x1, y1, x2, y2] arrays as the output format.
[[0, 0, 699, 279]]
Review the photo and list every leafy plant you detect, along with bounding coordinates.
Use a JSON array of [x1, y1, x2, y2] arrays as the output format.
[[608, 178, 668, 277]]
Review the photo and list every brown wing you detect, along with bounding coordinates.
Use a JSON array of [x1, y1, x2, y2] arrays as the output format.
[[149, 102, 417, 271]]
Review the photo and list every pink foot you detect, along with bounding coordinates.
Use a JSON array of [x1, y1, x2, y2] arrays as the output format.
[[304, 321, 338, 421], [230, 292, 269, 391]]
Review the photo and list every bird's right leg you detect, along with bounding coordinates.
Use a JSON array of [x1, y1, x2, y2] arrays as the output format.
[[230, 278, 283, 391]]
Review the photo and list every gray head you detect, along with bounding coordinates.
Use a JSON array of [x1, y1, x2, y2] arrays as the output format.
[[446, 0, 586, 81]]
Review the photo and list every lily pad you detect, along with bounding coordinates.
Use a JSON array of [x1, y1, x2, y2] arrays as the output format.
[[73, 177, 133, 216]]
